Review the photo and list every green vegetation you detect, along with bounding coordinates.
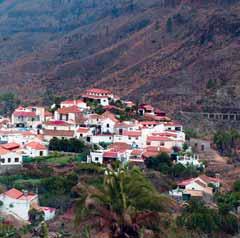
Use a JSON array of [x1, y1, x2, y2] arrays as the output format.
[[23, 152, 84, 165], [213, 129, 240, 156], [215, 179, 240, 214], [166, 17, 173, 33], [177, 199, 238, 236], [0, 92, 20, 115], [75, 164, 173, 237], [206, 79, 216, 89], [49, 137, 90, 154], [184, 128, 198, 140], [145, 152, 200, 179]]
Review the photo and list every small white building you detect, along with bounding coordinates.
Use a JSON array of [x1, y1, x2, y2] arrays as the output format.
[[12, 106, 45, 129], [91, 134, 114, 144], [176, 154, 204, 168], [60, 99, 88, 111], [82, 88, 114, 106], [0, 188, 55, 221], [114, 131, 143, 148], [0, 147, 22, 166], [25, 141, 48, 157]]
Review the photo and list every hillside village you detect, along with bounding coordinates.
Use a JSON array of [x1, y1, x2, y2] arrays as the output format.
[[0, 87, 237, 237]]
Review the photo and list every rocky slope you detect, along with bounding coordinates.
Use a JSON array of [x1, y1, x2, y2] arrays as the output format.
[[0, 0, 240, 111]]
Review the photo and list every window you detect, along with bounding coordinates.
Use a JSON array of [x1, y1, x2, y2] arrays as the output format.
[[15, 158, 19, 163], [8, 158, 11, 163], [129, 137, 131, 140], [106, 124, 110, 128], [80, 134, 83, 137], [160, 142, 165, 146], [147, 142, 150, 146], [1, 159, 5, 164], [40, 151, 43, 156], [95, 157, 99, 161]]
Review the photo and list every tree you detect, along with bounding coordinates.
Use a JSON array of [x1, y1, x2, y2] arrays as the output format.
[[214, 130, 240, 156], [233, 180, 240, 192], [40, 222, 49, 238], [166, 18, 173, 33], [145, 152, 172, 173], [0, 92, 20, 115], [74, 164, 174, 237], [28, 208, 44, 226], [177, 199, 238, 235]]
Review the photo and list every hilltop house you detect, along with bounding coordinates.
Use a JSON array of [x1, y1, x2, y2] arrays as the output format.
[[0, 188, 55, 221], [82, 88, 114, 106]]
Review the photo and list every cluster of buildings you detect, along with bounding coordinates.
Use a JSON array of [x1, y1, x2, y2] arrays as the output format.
[[0, 87, 209, 222]]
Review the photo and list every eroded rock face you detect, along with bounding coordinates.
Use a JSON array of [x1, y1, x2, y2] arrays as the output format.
[[0, 0, 239, 111]]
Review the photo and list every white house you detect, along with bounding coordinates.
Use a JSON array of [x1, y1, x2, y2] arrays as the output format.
[[76, 127, 91, 139], [12, 106, 45, 129], [146, 135, 184, 149], [25, 141, 48, 157], [114, 131, 143, 148], [169, 175, 220, 199], [82, 88, 114, 106], [0, 147, 22, 166], [99, 111, 119, 134], [91, 134, 114, 144], [42, 120, 75, 141], [0, 188, 55, 221], [60, 99, 88, 111], [176, 154, 204, 168]]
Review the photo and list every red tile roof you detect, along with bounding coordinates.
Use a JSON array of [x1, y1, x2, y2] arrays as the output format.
[[131, 149, 143, 156], [45, 120, 71, 126], [13, 111, 36, 117], [123, 131, 141, 137], [152, 132, 177, 138], [199, 175, 221, 184], [0, 147, 10, 155], [5, 188, 23, 199], [43, 129, 74, 137], [100, 111, 119, 122], [109, 142, 131, 150], [26, 141, 47, 150], [77, 127, 90, 133], [103, 151, 118, 158], [1, 142, 20, 150], [143, 146, 171, 158], [147, 136, 173, 142], [178, 178, 195, 186], [58, 106, 81, 114]]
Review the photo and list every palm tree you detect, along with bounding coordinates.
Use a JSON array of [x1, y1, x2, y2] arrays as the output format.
[[74, 164, 174, 238]]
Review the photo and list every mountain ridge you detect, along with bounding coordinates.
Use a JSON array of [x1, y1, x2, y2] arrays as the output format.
[[0, 0, 239, 112]]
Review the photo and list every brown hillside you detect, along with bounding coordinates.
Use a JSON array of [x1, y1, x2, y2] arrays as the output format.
[[0, 0, 239, 111]]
